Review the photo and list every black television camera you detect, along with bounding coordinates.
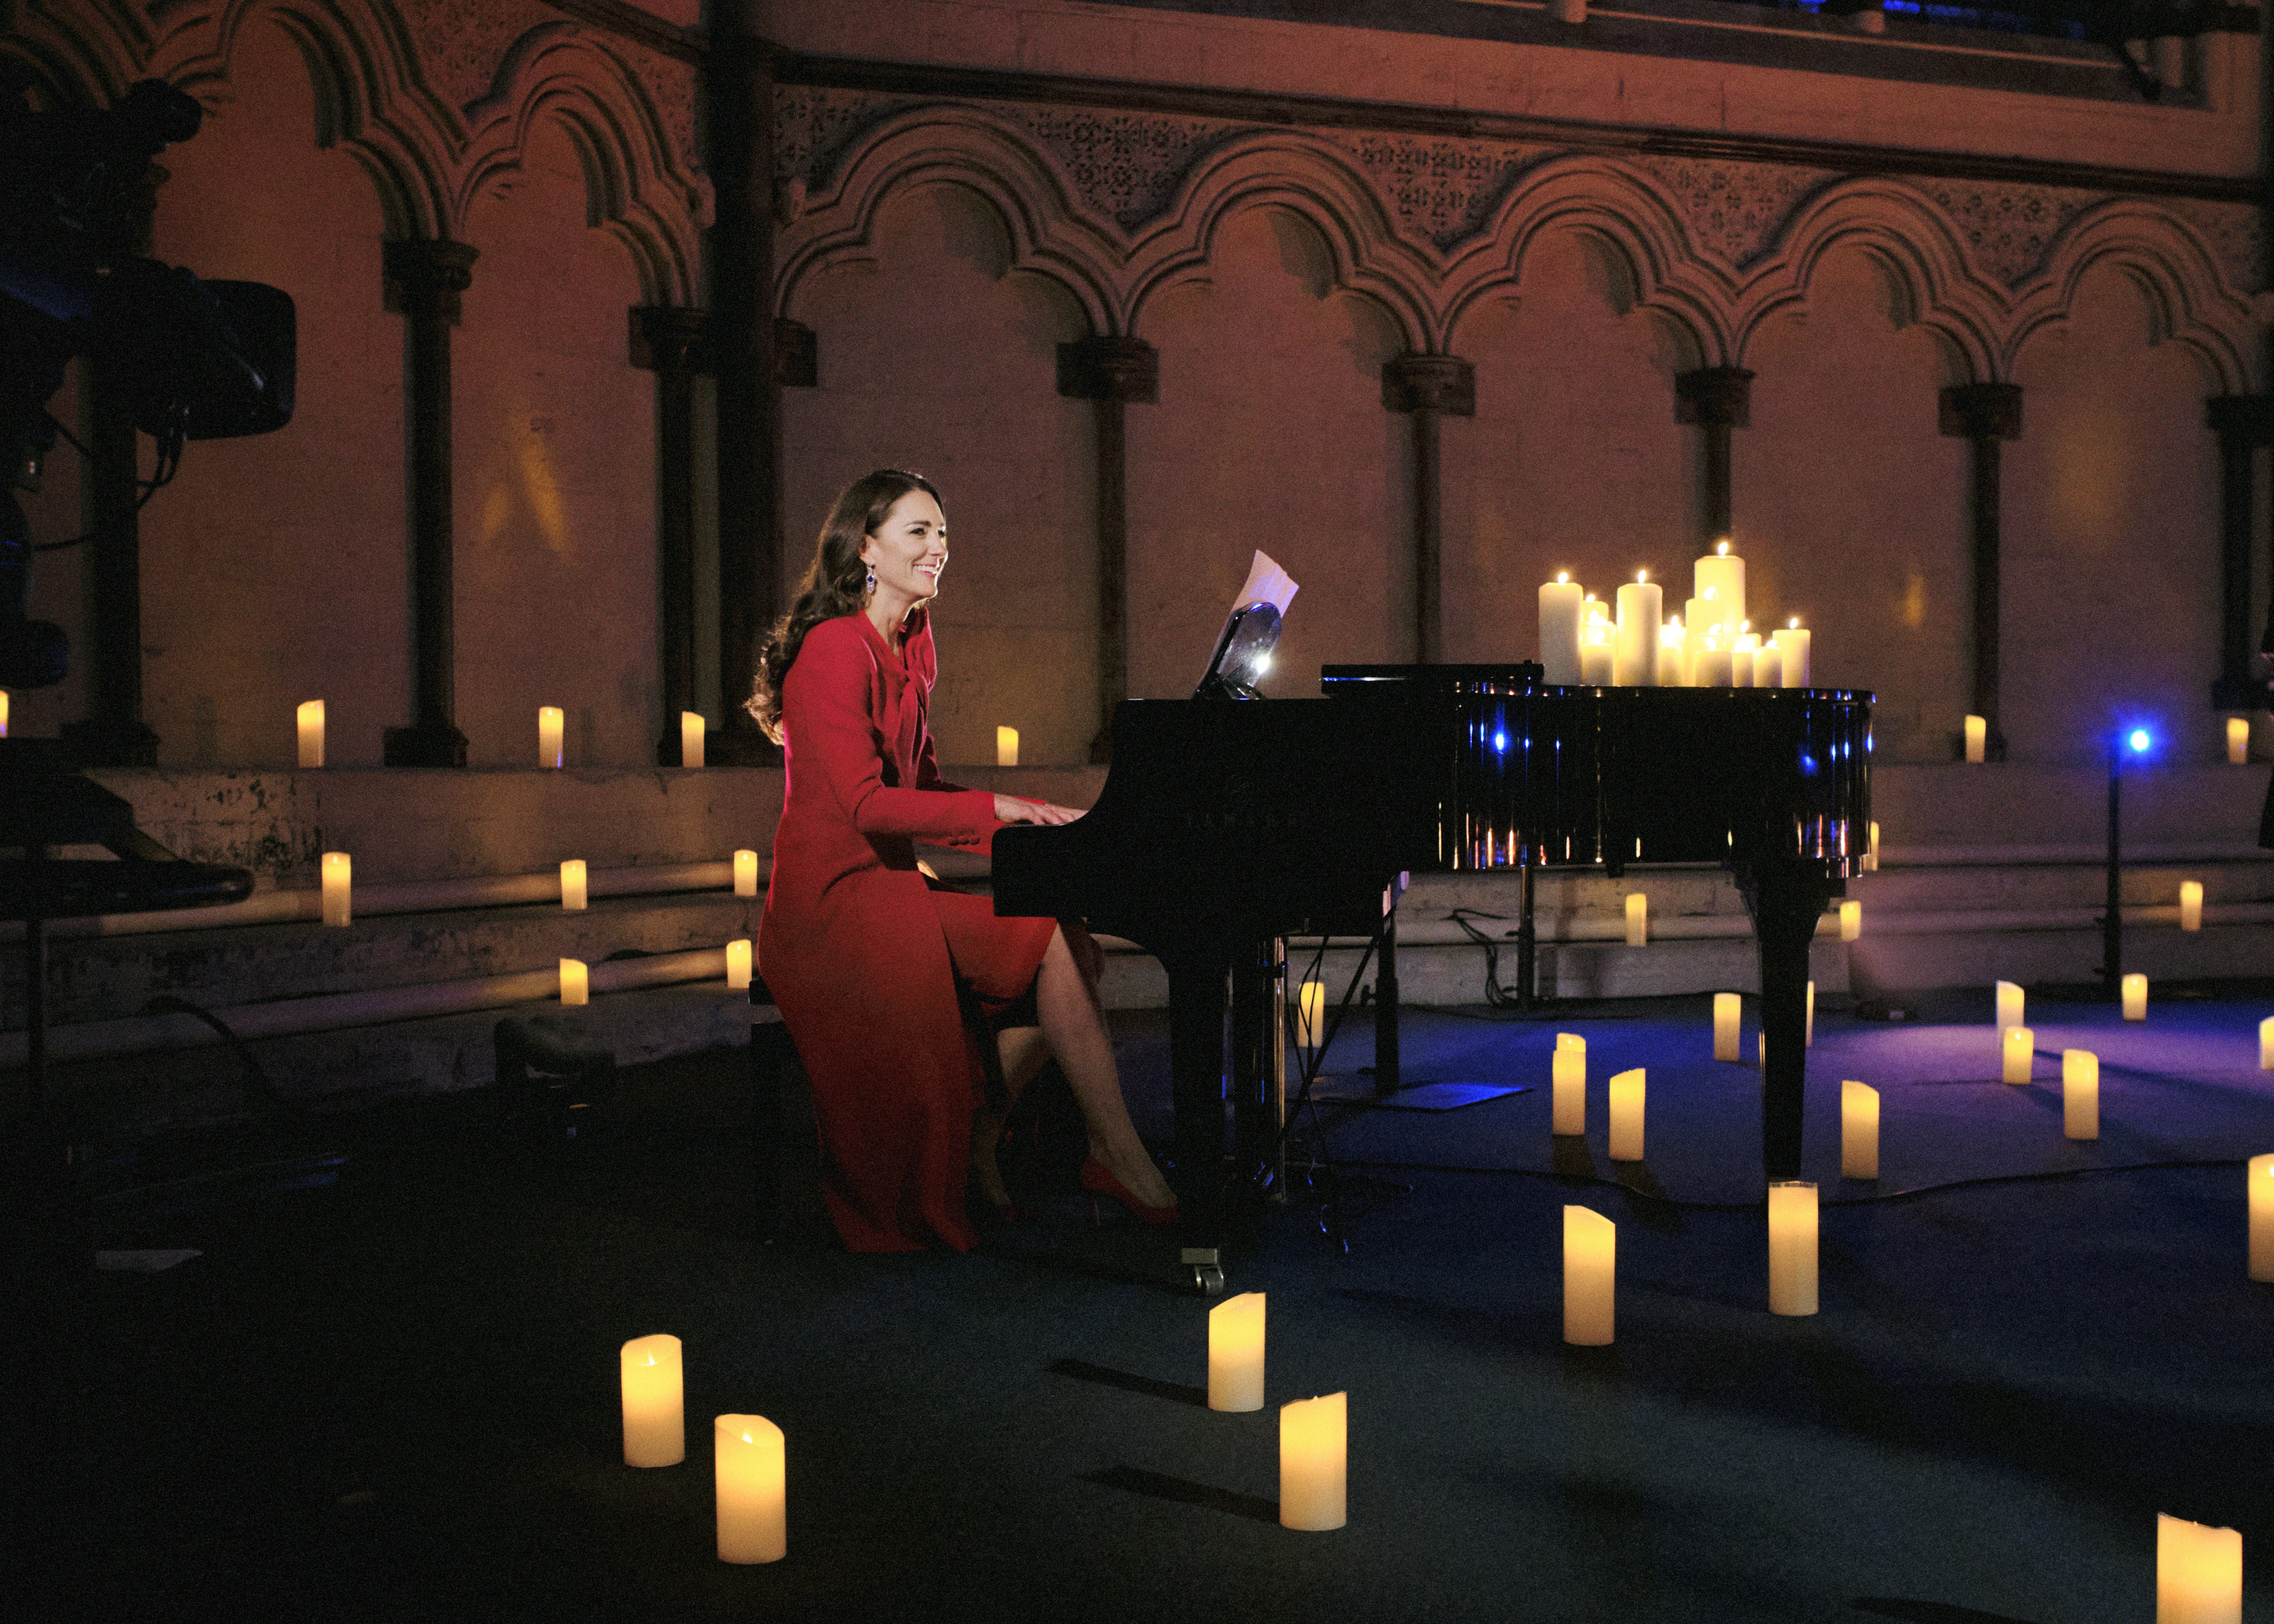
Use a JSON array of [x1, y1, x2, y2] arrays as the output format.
[[1, 71, 296, 692]]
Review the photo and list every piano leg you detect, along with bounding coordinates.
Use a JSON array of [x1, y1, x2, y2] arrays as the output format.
[[1228, 938, 1283, 1202], [1164, 950, 1232, 1294], [1736, 858, 1838, 1184], [1375, 908, 1400, 1094]]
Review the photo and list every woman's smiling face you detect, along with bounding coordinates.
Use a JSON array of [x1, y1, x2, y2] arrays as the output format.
[[861, 488, 947, 611]]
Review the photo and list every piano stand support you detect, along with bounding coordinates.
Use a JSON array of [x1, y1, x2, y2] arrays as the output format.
[[1515, 861, 1538, 1012], [1735, 858, 1840, 1184]]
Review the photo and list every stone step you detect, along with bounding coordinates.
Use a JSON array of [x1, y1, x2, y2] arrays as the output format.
[[51, 981, 772, 1140], [10, 890, 757, 1030]]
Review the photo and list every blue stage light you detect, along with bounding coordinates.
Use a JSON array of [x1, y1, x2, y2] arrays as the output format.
[[2128, 728, 2152, 754]]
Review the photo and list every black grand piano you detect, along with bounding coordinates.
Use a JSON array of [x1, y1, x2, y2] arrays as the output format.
[[992, 662, 1870, 1292]]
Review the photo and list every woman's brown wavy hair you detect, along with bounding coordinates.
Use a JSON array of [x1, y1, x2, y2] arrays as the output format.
[[746, 469, 941, 743]]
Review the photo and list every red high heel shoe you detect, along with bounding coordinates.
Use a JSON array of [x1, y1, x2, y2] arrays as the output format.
[[1080, 1154, 1177, 1226]]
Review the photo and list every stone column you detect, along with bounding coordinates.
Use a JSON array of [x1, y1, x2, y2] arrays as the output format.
[[381, 238, 479, 768], [1056, 336, 1157, 762], [631, 307, 709, 763], [1940, 383, 2023, 761], [2206, 394, 2274, 709], [704, 3, 781, 762], [1676, 367, 1753, 554], [1383, 354, 1476, 665], [60, 341, 159, 766]]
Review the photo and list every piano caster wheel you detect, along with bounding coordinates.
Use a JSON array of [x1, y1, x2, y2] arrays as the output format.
[[1182, 1246, 1226, 1296]]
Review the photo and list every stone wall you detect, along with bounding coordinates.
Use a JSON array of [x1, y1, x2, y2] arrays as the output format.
[[3, 0, 2265, 806]]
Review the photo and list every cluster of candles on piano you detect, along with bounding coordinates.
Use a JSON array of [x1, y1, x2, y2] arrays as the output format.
[[1538, 542, 1810, 689]]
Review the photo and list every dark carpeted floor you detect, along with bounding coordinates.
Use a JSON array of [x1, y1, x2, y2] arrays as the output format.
[[17, 989, 2274, 1623]]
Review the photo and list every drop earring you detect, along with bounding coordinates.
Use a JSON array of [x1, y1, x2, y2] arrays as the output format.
[[864, 566, 877, 595]]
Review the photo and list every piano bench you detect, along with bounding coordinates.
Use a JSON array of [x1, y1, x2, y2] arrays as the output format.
[[492, 1016, 618, 1140]]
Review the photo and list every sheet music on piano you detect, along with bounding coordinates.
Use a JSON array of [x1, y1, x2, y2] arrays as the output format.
[[1196, 551, 1299, 700]]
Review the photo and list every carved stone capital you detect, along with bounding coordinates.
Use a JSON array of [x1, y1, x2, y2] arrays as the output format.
[[2207, 393, 2274, 447], [1382, 353, 1476, 417], [774, 317, 818, 388], [1675, 367, 1753, 428], [1939, 382, 2024, 441], [630, 306, 710, 373], [1057, 336, 1158, 403], [383, 239, 480, 325]]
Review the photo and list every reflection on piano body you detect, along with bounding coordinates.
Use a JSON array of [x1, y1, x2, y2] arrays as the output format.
[[993, 664, 1871, 1291]]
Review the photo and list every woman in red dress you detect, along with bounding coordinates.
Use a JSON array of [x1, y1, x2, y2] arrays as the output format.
[[749, 470, 1178, 1252]]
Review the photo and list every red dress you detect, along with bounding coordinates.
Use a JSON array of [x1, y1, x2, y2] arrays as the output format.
[[758, 609, 1056, 1251]]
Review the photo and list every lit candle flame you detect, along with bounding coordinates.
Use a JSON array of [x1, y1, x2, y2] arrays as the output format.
[[1717, 540, 1730, 556], [1636, 569, 1648, 582], [1557, 571, 1569, 583], [1790, 616, 1801, 628]]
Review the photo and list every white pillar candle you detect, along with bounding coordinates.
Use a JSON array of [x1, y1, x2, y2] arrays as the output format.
[[1563, 1207, 1615, 1346], [726, 939, 752, 991], [1694, 541, 1745, 630], [1996, 981, 2024, 1032], [559, 859, 588, 911], [2179, 880, 2203, 932], [734, 849, 759, 898], [1964, 715, 1987, 763], [1730, 643, 1754, 688], [1208, 1292, 1266, 1412], [1753, 643, 1782, 689], [2249, 1154, 2274, 1281], [1297, 980, 1325, 1048], [538, 705, 564, 769], [1538, 576, 1584, 685], [1656, 620, 1686, 686], [2156, 1513, 2241, 1624], [2002, 1025, 2034, 1084], [680, 711, 706, 768], [1625, 892, 1647, 946], [321, 852, 351, 928], [996, 725, 1019, 767], [1607, 1068, 1645, 1161], [1770, 620, 1809, 687], [2228, 716, 2250, 765], [1551, 1037, 1585, 1136], [1613, 577, 1661, 686], [1863, 819, 1880, 871], [560, 957, 589, 1006], [1768, 1181, 1819, 1316], [1841, 1081, 1879, 1179], [715, 1414, 787, 1563], [1691, 638, 1733, 688], [1806, 979, 1816, 1047], [0, 690, 10, 737], [1713, 992, 1741, 1062], [1839, 901, 1860, 941], [1579, 625, 1614, 686], [2123, 973, 2148, 1021], [2062, 1049, 2099, 1140], [1279, 1393, 1347, 1532], [297, 700, 325, 768], [1684, 593, 1722, 671], [620, 1333, 684, 1467], [2260, 1016, 2274, 1070]]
